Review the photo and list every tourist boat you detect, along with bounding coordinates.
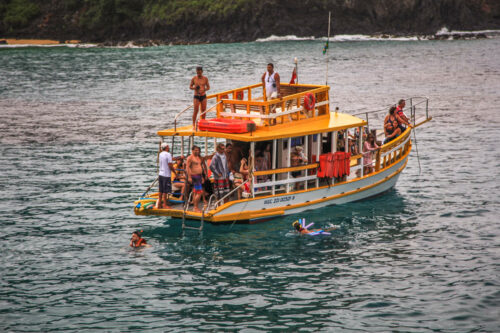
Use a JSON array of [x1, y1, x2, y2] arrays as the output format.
[[133, 82, 431, 227]]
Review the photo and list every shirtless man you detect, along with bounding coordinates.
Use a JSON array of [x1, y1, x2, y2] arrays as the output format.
[[190, 66, 210, 127], [186, 145, 204, 212]]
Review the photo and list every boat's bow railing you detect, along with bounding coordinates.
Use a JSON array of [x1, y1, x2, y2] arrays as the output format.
[[347, 96, 430, 173], [351, 96, 431, 131]]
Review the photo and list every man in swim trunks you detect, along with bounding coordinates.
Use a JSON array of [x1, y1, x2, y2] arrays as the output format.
[[186, 145, 204, 213], [190, 66, 210, 127]]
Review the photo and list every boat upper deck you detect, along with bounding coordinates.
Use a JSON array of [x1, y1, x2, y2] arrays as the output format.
[[158, 112, 367, 142], [158, 82, 367, 141]]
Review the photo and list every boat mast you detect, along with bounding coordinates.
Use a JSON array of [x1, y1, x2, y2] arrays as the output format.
[[325, 11, 331, 86]]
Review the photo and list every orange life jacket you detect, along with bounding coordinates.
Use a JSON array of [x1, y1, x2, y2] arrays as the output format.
[[133, 238, 147, 247], [318, 154, 328, 178]]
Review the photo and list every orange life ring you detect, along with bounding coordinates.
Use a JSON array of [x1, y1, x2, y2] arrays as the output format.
[[236, 91, 244, 100], [304, 93, 315, 111]]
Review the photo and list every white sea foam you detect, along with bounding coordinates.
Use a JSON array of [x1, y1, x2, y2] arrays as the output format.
[[436, 26, 500, 36], [255, 35, 316, 42], [328, 34, 419, 42], [256, 34, 420, 43], [255, 28, 500, 43]]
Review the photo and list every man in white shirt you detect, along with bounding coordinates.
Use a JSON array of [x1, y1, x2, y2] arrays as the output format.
[[261, 63, 281, 100], [158, 142, 174, 209]]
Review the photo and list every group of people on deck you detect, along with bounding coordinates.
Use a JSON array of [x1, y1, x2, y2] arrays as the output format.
[[361, 99, 413, 173], [155, 140, 257, 212], [383, 99, 412, 144]]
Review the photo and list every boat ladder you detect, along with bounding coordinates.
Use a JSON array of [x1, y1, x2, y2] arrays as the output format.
[[181, 191, 204, 232]]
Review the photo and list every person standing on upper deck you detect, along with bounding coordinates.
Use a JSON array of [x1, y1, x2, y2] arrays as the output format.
[[261, 63, 281, 100], [190, 66, 210, 127]]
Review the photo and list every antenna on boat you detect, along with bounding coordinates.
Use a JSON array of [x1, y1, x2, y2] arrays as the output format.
[[325, 11, 331, 85]]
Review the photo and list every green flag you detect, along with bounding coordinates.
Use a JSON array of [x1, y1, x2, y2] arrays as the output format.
[[322, 40, 329, 54]]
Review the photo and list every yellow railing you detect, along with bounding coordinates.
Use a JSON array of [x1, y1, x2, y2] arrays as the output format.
[[375, 128, 412, 172], [205, 83, 330, 126]]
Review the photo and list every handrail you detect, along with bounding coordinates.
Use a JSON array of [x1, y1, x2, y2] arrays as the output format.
[[174, 103, 194, 131], [206, 194, 217, 213], [214, 178, 250, 208], [140, 176, 159, 197], [253, 163, 318, 176], [351, 96, 429, 117]]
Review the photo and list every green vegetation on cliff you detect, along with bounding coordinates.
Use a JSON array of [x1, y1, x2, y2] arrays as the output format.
[[1, 0, 499, 42], [2, 0, 40, 30]]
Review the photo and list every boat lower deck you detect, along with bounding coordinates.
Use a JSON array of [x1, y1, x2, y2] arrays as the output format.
[[134, 145, 409, 224]]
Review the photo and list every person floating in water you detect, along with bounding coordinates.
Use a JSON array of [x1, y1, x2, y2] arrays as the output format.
[[130, 230, 148, 248], [292, 220, 337, 235], [190, 66, 210, 127], [293, 221, 312, 234]]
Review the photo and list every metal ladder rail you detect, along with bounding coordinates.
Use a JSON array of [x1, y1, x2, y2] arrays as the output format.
[[181, 191, 204, 232]]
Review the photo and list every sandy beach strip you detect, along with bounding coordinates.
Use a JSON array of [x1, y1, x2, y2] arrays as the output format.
[[0, 39, 81, 45]]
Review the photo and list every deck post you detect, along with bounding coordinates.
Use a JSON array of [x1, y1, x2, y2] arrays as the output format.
[[375, 149, 381, 172], [287, 137, 291, 193], [272, 139, 277, 195], [316, 134, 320, 187], [204, 137, 208, 155], [359, 126, 364, 177], [250, 142, 255, 198], [304, 135, 308, 190], [345, 130, 348, 154]]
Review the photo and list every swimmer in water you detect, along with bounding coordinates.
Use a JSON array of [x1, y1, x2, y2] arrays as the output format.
[[292, 221, 337, 235], [292, 221, 312, 234], [130, 230, 149, 248]]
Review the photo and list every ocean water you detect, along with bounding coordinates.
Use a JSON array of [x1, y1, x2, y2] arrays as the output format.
[[1, 38, 499, 332]]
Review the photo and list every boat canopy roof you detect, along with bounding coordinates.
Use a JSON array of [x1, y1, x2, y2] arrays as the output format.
[[158, 113, 366, 142], [159, 82, 367, 142]]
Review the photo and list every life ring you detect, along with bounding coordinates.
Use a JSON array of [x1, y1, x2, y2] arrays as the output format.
[[236, 91, 244, 100], [304, 93, 315, 111]]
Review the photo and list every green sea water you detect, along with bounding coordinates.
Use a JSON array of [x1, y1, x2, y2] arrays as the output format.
[[0, 39, 499, 331]]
